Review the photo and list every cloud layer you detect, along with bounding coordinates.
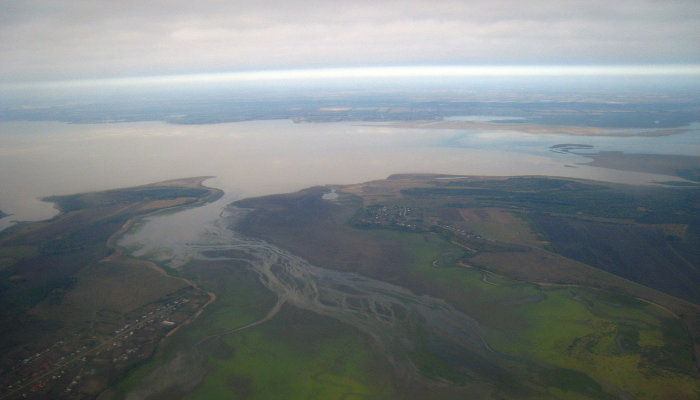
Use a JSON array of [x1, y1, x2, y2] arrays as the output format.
[[1, 0, 699, 81]]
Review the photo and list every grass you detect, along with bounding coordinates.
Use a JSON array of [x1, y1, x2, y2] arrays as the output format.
[[362, 229, 540, 327], [488, 286, 699, 400], [107, 177, 700, 399], [353, 227, 699, 399], [456, 208, 542, 246], [190, 306, 392, 400], [103, 263, 275, 398], [30, 259, 187, 322], [0, 245, 39, 269], [108, 261, 394, 399]]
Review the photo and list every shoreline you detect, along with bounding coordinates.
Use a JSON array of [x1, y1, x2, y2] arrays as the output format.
[[99, 177, 222, 343], [384, 120, 689, 137]]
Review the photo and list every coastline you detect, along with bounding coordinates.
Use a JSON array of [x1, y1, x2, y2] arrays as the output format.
[[100, 176, 222, 337], [385, 120, 688, 137]]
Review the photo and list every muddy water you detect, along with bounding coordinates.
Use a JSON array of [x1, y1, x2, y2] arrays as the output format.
[[1, 119, 692, 231]]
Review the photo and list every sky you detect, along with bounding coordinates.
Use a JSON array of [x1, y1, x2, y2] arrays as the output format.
[[1, 0, 700, 83]]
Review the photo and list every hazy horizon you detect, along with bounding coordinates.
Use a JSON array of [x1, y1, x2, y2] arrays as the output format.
[[2, 0, 699, 82]]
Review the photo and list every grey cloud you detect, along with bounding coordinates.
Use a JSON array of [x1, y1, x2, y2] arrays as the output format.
[[1, 0, 698, 82]]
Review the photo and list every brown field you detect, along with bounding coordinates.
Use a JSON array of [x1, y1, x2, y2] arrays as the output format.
[[456, 208, 544, 246], [135, 197, 197, 212], [30, 259, 188, 323]]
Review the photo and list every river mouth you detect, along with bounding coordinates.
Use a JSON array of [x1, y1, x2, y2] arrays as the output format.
[[113, 174, 700, 399], [198, 207, 495, 372], [120, 203, 510, 384]]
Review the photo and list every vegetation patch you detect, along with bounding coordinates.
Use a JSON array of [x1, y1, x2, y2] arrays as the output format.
[[189, 306, 394, 400], [229, 175, 700, 398]]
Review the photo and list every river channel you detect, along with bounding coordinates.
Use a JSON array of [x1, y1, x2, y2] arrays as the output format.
[[205, 206, 491, 368]]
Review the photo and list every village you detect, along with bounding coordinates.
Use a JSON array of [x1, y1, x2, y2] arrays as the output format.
[[354, 204, 423, 231], [354, 204, 484, 239], [0, 287, 209, 400]]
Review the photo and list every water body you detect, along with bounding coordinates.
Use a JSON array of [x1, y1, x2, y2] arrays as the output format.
[[1, 118, 692, 231], [2, 117, 695, 391], [441, 121, 700, 157], [107, 118, 698, 380]]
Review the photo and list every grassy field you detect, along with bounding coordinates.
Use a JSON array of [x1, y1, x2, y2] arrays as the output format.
[[365, 229, 698, 399], [105, 260, 396, 400], [189, 306, 393, 400], [30, 259, 187, 323], [456, 208, 544, 246], [26, 174, 696, 399], [0, 245, 39, 271], [226, 176, 700, 399], [489, 285, 698, 399]]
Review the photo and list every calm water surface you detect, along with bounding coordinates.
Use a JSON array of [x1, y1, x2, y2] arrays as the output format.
[[0, 119, 696, 232]]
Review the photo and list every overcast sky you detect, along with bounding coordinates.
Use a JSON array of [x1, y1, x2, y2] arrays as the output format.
[[1, 0, 699, 83]]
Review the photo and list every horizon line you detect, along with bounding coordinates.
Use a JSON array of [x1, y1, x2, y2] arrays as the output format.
[[4, 64, 700, 88]]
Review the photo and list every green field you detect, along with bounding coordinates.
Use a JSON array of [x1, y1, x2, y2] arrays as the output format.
[[189, 307, 393, 400], [220, 178, 700, 399], [104, 260, 396, 400], [9, 175, 695, 399], [104, 222, 699, 399], [360, 229, 699, 399], [488, 286, 698, 399]]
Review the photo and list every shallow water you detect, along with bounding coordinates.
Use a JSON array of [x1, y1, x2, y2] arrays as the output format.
[[1, 118, 693, 231]]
